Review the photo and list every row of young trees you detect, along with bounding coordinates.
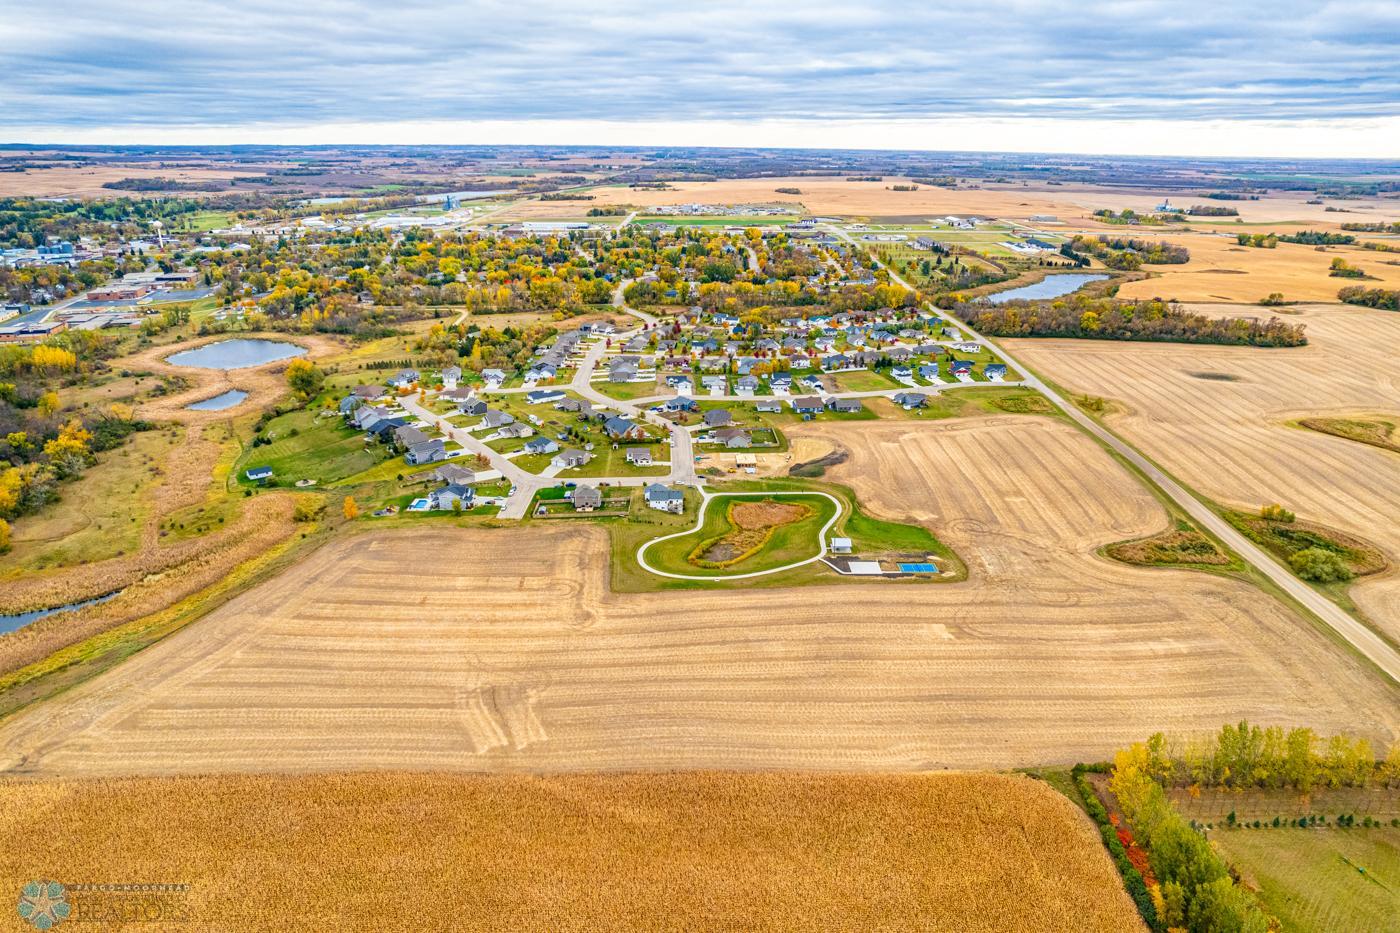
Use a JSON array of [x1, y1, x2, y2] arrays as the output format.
[[961, 295, 1308, 347], [1128, 722, 1397, 792], [1110, 746, 1274, 933]]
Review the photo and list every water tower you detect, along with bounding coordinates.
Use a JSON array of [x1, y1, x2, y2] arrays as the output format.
[[152, 220, 165, 248]]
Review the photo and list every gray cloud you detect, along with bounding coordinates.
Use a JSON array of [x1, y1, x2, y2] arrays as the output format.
[[2, 1, 1398, 129]]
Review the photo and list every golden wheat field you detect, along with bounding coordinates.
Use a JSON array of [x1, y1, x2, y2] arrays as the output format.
[[1112, 232, 1400, 303], [0, 771, 1142, 932], [2, 415, 1393, 777], [1005, 302, 1400, 640]]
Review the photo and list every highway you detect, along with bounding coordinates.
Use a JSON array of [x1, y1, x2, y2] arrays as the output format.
[[826, 224, 1400, 683]]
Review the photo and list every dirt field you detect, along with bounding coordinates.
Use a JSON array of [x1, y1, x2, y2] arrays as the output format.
[[1111, 231, 1400, 303], [0, 165, 273, 198], [1005, 302, 1400, 640], [1, 415, 1392, 776], [0, 771, 1141, 932]]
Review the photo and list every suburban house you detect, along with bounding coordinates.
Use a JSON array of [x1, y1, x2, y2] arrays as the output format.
[[457, 398, 488, 417], [663, 397, 699, 414], [755, 399, 784, 413], [713, 427, 752, 448], [556, 398, 593, 415], [702, 409, 732, 428], [985, 363, 1008, 381], [393, 425, 429, 450], [406, 438, 446, 465], [524, 436, 559, 455], [525, 363, 558, 382], [603, 416, 648, 441], [735, 375, 759, 396], [479, 410, 515, 430], [526, 389, 566, 405], [918, 363, 940, 381], [428, 483, 473, 511], [552, 449, 590, 469], [432, 464, 475, 485], [791, 396, 823, 414], [625, 447, 654, 466], [441, 366, 461, 390], [572, 485, 603, 512], [893, 392, 928, 409], [387, 368, 419, 389], [496, 422, 532, 439], [643, 484, 685, 513], [352, 384, 388, 401], [338, 396, 363, 416], [245, 466, 273, 482], [481, 368, 508, 387], [828, 398, 864, 414], [440, 388, 475, 405]]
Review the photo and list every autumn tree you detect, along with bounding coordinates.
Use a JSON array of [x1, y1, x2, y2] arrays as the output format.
[[342, 496, 359, 520], [285, 358, 325, 400]]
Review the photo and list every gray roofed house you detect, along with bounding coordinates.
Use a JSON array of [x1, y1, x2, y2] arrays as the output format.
[[572, 485, 603, 511], [603, 416, 646, 440], [353, 384, 388, 400], [338, 395, 363, 415], [441, 387, 475, 404], [480, 410, 515, 429], [552, 448, 590, 469], [406, 438, 446, 465], [441, 366, 462, 389], [481, 368, 508, 385], [387, 368, 419, 388], [393, 425, 430, 449], [892, 392, 929, 409], [643, 483, 684, 513], [524, 436, 559, 455], [432, 464, 476, 485], [497, 421, 532, 438], [702, 409, 732, 428], [457, 398, 488, 416], [713, 427, 752, 448], [625, 446, 653, 465], [427, 483, 473, 510], [828, 398, 864, 414], [755, 399, 784, 413], [791, 396, 824, 414]]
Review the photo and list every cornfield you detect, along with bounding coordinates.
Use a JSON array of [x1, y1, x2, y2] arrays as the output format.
[[0, 771, 1143, 932]]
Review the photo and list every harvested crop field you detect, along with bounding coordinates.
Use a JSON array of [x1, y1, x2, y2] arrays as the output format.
[[0, 771, 1141, 932], [1, 415, 1394, 777], [1004, 302, 1400, 640], [1110, 231, 1400, 303]]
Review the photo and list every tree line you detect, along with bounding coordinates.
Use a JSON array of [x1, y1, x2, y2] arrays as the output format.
[[1069, 235, 1190, 269], [1337, 285, 1400, 311], [960, 294, 1308, 347]]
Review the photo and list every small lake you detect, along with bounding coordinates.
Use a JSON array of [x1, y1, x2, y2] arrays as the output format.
[[166, 339, 305, 370], [0, 591, 121, 635], [982, 273, 1109, 304], [187, 389, 249, 411]]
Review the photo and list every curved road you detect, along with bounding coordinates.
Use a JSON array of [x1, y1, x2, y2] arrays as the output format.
[[826, 224, 1400, 683], [635, 490, 844, 581]]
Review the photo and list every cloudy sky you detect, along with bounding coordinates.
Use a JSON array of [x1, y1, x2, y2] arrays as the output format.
[[4, 1, 1399, 157]]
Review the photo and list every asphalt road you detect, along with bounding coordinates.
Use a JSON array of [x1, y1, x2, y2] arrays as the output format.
[[826, 224, 1400, 684]]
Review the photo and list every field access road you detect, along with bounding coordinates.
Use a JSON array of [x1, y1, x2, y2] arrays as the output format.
[[635, 490, 845, 581], [827, 224, 1400, 684]]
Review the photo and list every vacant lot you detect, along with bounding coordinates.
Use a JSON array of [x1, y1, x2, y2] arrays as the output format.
[[1212, 827, 1400, 933], [1005, 302, 1400, 640], [0, 771, 1141, 932], [2, 416, 1393, 776]]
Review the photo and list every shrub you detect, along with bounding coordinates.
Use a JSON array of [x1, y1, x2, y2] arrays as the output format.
[[1259, 503, 1295, 522], [1289, 547, 1353, 582], [292, 497, 326, 523]]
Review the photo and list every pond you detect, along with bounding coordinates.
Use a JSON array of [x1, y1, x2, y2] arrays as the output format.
[[0, 590, 121, 635], [186, 389, 249, 411], [166, 339, 305, 370], [982, 273, 1109, 304]]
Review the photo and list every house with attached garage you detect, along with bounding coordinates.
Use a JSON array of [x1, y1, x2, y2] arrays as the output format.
[[603, 416, 648, 441], [892, 392, 928, 410], [432, 463, 475, 485], [791, 396, 824, 415], [428, 483, 473, 510], [457, 398, 488, 417], [441, 387, 475, 405], [552, 448, 591, 469], [338, 395, 363, 416], [735, 375, 759, 396], [950, 359, 974, 378], [524, 436, 559, 455], [755, 399, 784, 413], [625, 446, 654, 466], [644, 483, 685, 513], [393, 425, 430, 450], [827, 398, 864, 414], [441, 366, 462, 390], [918, 362, 940, 381], [387, 368, 419, 389], [984, 363, 1007, 382], [481, 368, 508, 387], [525, 362, 558, 382], [479, 410, 515, 430], [571, 485, 603, 512], [526, 388, 566, 405], [352, 383, 389, 401], [496, 422, 533, 439], [702, 409, 733, 428], [406, 438, 446, 465], [712, 427, 752, 448], [556, 397, 593, 415], [662, 396, 699, 414]]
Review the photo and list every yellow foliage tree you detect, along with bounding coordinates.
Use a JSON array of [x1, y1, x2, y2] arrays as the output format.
[[342, 496, 359, 520]]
